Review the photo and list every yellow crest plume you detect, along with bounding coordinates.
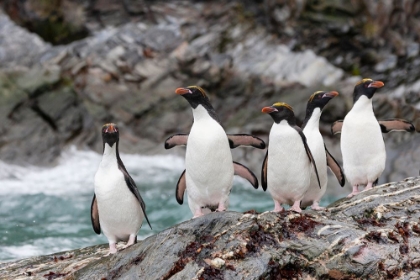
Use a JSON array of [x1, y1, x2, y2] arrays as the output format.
[[272, 102, 293, 111], [356, 78, 373, 85], [309, 91, 324, 102], [187, 86, 207, 97]]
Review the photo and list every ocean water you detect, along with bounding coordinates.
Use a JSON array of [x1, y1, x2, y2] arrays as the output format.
[[0, 147, 336, 262]]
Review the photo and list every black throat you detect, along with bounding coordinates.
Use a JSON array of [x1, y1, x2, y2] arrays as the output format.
[[271, 110, 296, 125]]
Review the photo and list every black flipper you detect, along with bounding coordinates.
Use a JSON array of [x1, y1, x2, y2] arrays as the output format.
[[233, 161, 258, 189], [325, 145, 345, 187], [227, 134, 266, 149], [331, 120, 343, 135], [261, 151, 268, 191], [379, 119, 415, 133], [118, 157, 152, 230], [164, 134, 189, 149], [176, 170, 186, 205], [295, 127, 321, 188], [91, 194, 101, 234]]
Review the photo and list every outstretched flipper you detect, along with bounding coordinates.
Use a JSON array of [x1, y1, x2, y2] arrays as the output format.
[[331, 120, 343, 135], [261, 151, 268, 191], [91, 194, 101, 234], [332, 119, 415, 135], [176, 170, 186, 205], [295, 128, 321, 188], [227, 134, 266, 149], [164, 134, 189, 149], [325, 145, 345, 187], [233, 161, 258, 189], [379, 119, 415, 133]]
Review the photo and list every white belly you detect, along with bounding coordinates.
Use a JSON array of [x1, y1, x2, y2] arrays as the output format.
[[185, 118, 233, 211], [341, 101, 385, 186], [301, 127, 328, 207], [94, 158, 143, 242], [267, 121, 311, 205]]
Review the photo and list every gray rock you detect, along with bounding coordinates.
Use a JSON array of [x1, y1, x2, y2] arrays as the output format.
[[1, 177, 419, 279], [374, 54, 398, 72]]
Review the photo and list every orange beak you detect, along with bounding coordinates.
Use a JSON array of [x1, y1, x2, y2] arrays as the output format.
[[105, 124, 117, 133], [369, 81, 384, 88], [324, 91, 339, 98], [262, 107, 277, 114], [175, 88, 191, 95]]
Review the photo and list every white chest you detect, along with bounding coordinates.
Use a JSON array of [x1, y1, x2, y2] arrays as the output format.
[[303, 109, 328, 183], [94, 147, 126, 197], [184, 105, 233, 205], [341, 96, 386, 184], [186, 105, 232, 171], [267, 121, 311, 203], [94, 144, 143, 240]]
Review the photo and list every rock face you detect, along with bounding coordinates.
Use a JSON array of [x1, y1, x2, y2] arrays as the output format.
[[0, 1, 419, 181], [1, 177, 420, 279]]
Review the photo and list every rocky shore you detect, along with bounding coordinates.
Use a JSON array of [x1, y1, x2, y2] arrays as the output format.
[[1, 176, 419, 279]]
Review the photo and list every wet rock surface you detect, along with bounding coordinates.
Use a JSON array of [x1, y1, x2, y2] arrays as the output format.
[[1, 176, 419, 279]]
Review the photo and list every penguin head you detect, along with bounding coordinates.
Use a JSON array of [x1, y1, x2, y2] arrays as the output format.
[[175, 86, 212, 109], [307, 91, 339, 111], [353, 78, 384, 102], [175, 86, 219, 122], [102, 123, 119, 148], [262, 102, 296, 124]]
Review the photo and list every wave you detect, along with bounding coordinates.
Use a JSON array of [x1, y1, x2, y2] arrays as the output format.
[[0, 146, 185, 196]]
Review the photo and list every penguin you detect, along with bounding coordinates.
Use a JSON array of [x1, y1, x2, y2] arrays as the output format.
[[340, 78, 386, 197], [332, 79, 415, 197], [300, 91, 345, 210], [261, 102, 321, 213], [169, 86, 260, 218], [91, 123, 151, 254]]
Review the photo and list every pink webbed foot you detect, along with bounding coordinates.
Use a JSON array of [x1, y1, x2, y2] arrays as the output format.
[[311, 202, 325, 211], [123, 234, 137, 249], [363, 182, 373, 192], [193, 208, 204, 219], [289, 200, 302, 213], [105, 242, 117, 256], [272, 200, 284, 212], [347, 185, 360, 198], [216, 203, 226, 212]]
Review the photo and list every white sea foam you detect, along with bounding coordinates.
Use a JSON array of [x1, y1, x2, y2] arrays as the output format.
[[0, 146, 185, 196]]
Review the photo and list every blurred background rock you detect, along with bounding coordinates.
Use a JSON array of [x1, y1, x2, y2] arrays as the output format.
[[0, 0, 419, 193]]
